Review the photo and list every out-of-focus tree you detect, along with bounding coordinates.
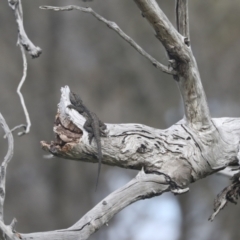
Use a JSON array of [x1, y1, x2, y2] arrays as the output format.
[[0, 1, 240, 240]]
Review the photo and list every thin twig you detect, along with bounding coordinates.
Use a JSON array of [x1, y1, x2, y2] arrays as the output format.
[[175, 0, 190, 45], [7, 0, 36, 136], [8, 0, 42, 58], [15, 45, 31, 136], [0, 115, 14, 168], [0, 221, 20, 240], [40, 5, 176, 75], [0, 116, 20, 239], [0, 113, 14, 220]]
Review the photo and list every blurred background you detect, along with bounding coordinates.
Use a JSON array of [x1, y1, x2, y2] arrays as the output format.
[[0, 0, 240, 239]]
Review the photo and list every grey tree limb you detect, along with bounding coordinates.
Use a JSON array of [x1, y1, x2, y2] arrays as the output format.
[[39, 0, 240, 227], [40, 5, 176, 75], [7, 0, 42, 58], [0, 0, 238, 239], [0, 113, 14, 220], [21, 171, 176, 240], [0, 114, 20, 240], [0, 114, 14, 169], [176, 0, 190, 44], [40, 87, 240, 226], [7, 0, 42, 136], [43, 87, 240, 180], [15, 45, 31, 136], [41, 1, 212, 130], [134, 0, 211, 131]]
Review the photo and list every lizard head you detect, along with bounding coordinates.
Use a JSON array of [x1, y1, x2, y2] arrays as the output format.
[[69, 91, 83, 106]]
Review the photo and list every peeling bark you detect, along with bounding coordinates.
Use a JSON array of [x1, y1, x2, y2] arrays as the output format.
[[37, 85, 240, 235], [42, 87, 239, 185], [0, 0, 239, 239]]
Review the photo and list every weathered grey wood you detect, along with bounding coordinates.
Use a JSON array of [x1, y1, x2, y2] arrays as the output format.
[[134, 0, 212, 132], [176, 0, 190, 42], [38, 2, 240, 231], [7, 0, 42, 136], [43, 87, 240, 186], [7, 0, 42, 58], [0, 0, 238, 239], [0, 114, 20, 240], [0, 113, 14, 220], [21, 171, 170, 240], [37, 86, 240, 240]]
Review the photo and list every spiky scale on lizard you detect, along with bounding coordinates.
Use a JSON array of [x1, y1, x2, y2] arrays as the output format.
[[68, 91, 107, 190]]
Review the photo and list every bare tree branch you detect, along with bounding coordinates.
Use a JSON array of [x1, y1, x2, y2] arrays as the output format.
[[7, 0, 41, 136], [0, 114, 19, 240], [218, 168, 237, 178], [7, 0, 42, 58], [40, 5, 176, 75], [134, 0, 212, 131], [134, 0, 189, 61], [20, 171, 175, 240], [1, 1, 238, 238], [209, 171, 240, 221], [0, 220, 20, 240], [0, 113, 14, 220], [42, 86, 240, 227], [43, 86, 239, 177], [176, 0, 190, 45], [0, 114, 14, 167], [14, 45, 31, 136]]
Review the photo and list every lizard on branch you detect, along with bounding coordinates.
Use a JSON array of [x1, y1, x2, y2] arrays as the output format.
[[68, 91, 107, 190]]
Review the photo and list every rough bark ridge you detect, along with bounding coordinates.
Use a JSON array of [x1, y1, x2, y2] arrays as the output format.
[[1, 0, 240, 240]]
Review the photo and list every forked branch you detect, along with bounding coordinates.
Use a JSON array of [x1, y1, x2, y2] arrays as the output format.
[[0, 113, 14, 219], [0, 114, 20, 240], [40, 5, 175, 75], [134, 0, 212, 131], [0, 1, 238, 240], [7, 0, 42, 136], [41, 1, 212, 130]]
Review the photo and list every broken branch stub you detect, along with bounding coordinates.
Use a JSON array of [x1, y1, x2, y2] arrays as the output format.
[[8, 0, 42, 58], [42, 86, 239, 190], [209, 171, 240, 221], [40, 86, 240, 221]]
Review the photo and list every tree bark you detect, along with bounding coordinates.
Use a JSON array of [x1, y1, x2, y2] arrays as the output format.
[[1, 0, 239, 239]]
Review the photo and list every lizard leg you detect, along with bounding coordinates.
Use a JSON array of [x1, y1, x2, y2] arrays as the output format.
[[68, 104, 84, 113], [84, 119, 94, 144], [99, 121, 107, 137]]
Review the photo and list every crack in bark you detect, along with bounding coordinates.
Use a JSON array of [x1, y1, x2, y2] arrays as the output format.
[[145, 170, 180, 189], [179, 156, 197, 175], [181, 124, 212, 168], [111, 133, 155, 140], [172, 133, 186, 140], [59, 222, 90, 232], [211, 120, 233, 146]]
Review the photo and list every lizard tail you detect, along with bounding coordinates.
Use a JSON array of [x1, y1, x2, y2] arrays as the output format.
[[95, 141, 103, 191]]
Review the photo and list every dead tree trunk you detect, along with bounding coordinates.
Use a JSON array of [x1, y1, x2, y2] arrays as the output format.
[[1, 0, 240, 240]]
